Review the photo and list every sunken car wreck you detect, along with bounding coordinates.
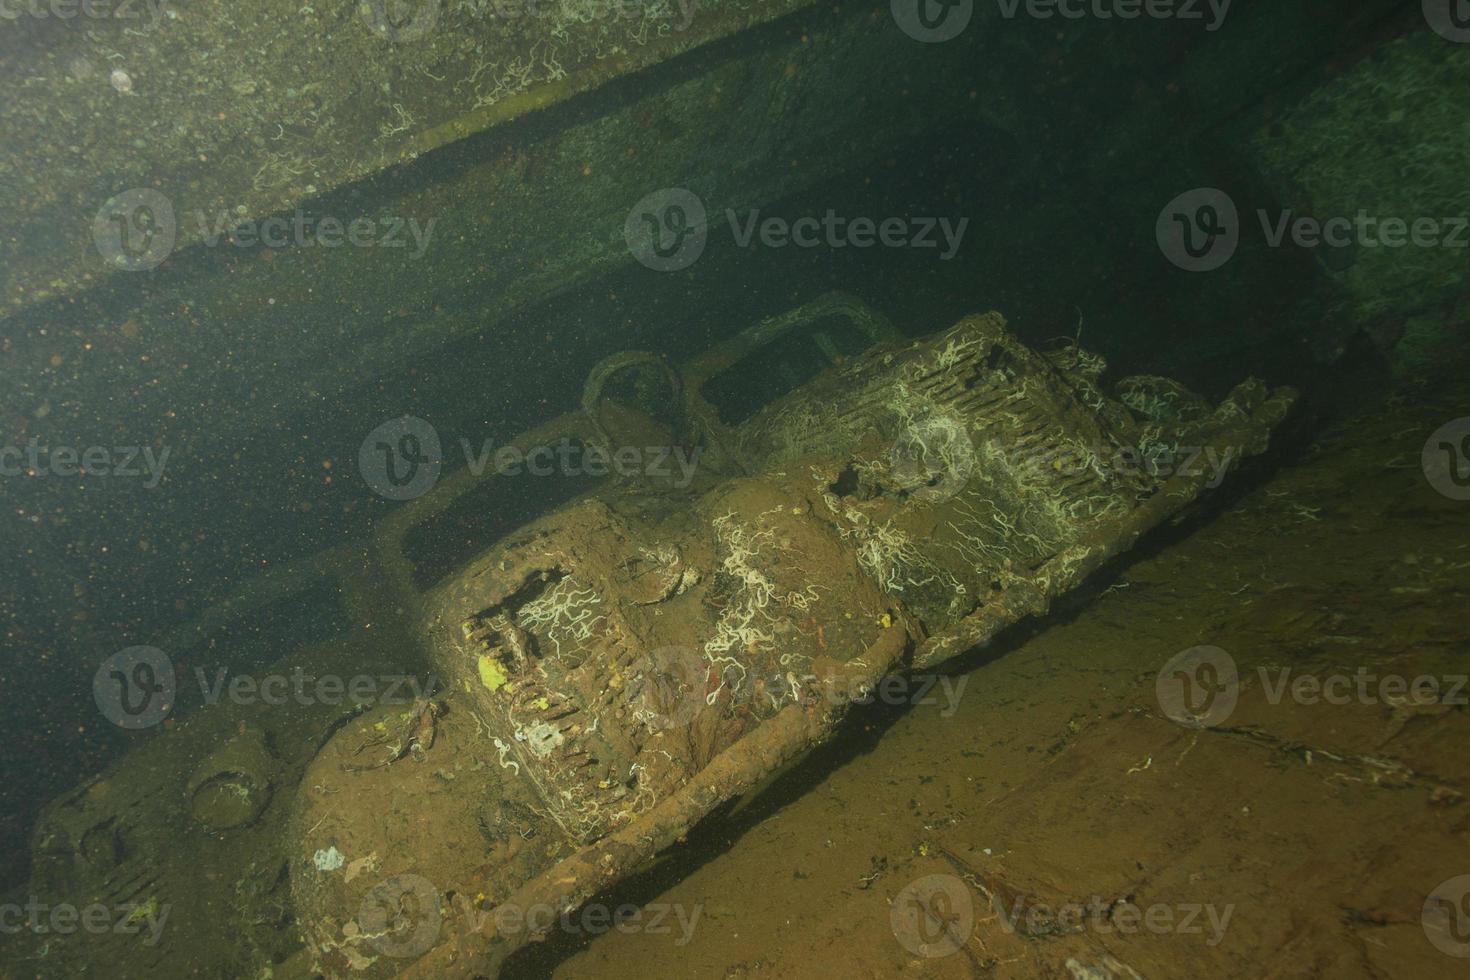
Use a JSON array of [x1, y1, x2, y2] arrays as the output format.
[[277, 296, 1294, 978], [18, 295, 1295, 979]]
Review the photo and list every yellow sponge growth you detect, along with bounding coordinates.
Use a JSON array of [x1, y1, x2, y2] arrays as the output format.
[[477, 654, 508, 692]]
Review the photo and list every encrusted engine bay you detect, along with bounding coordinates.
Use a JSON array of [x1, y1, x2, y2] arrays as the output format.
[[20, 297, 1295, 978]]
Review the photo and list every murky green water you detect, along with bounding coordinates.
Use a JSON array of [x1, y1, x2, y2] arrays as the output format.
[[2, 3, 1468, 978]]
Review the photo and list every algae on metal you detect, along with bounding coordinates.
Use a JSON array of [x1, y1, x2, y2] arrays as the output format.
[[1, 4, 990, 492], [0, 0, 813, 314], [1246, 27, 1470, 358]]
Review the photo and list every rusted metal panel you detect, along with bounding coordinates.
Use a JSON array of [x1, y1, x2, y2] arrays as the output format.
[[0, 0, 816, 315]]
